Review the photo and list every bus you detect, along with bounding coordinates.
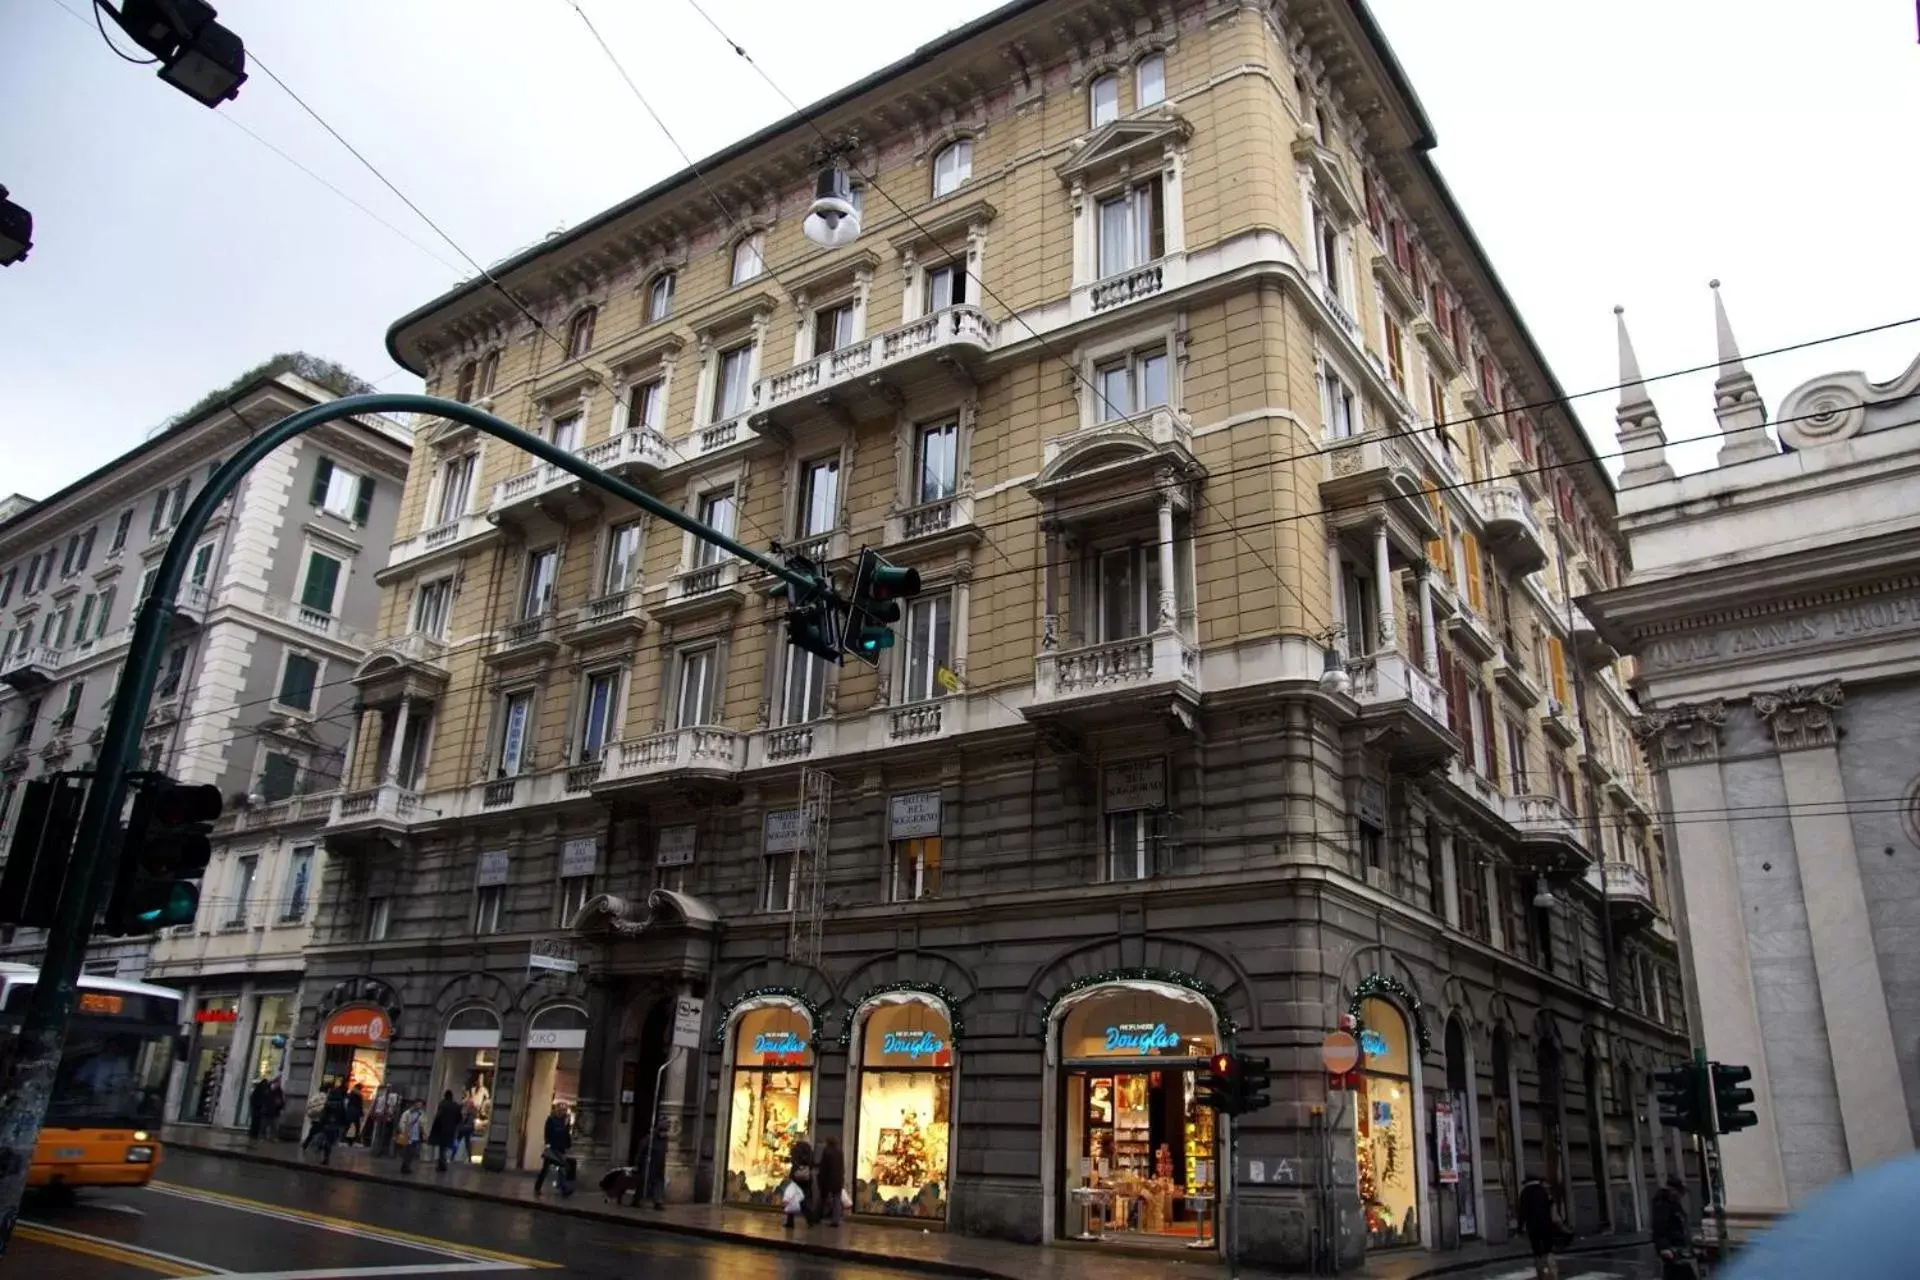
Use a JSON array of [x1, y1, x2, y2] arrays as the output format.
[[0, 963, 179, 1189]]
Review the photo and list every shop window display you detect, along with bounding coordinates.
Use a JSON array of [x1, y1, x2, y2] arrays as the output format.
[[1058, 984, 1219, 1243], [853, 999, 952, 1219], [1355, 997, 1420, 1248], [725, 1003, 814, 1206]]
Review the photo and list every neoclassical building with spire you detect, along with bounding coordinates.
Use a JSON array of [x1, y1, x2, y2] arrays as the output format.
[[1586, 286, 1920, 1237]]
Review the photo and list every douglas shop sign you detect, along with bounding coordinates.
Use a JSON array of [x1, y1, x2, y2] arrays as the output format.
[[880, 1030, 947, 1061], [753, 1030, 808, 1063], [1102, 1022, 1183, 1054]]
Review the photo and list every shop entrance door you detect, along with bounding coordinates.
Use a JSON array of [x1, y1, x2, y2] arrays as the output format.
[[1059, 1066, 1217, 1242], [625, 998, 673, 1168]]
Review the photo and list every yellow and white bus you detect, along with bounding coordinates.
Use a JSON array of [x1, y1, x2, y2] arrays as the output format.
[[0, 963, 179, 1189]]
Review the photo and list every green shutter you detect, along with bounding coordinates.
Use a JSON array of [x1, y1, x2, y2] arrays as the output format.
[[300, 553, 341, 613], [309, 457, 334, 507], [353, 475, 375, 524], [278, 654, 318, 711], [259, 753, 298, 802]]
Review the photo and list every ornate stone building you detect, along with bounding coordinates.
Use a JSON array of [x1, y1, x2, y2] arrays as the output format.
[[1587, 288, 1920, 1237], [292, 0, 1684, 1267]]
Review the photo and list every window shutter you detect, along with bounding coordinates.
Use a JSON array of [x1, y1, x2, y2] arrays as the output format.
[[353, 475, 375, 524], [149, 492, 166, 535], [301, 554, 341, 613], [1463, 533, 1484, 609], [1548, 637, 1568, 705], [310, 457, 334, 507]]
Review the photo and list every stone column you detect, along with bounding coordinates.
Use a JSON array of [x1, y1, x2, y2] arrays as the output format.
[[1634, 701, 1790, 1219], [1327, 535, 1347, 646], [575, 976, 623, 1165], [1439, 828, 1461, 929], [1750, 681, 1915, 1170], [383, 698, 411, 785], [1482, 859, 1504, 951], [1373, 522, 1396, 650], [1155, 490, 1178, 631], [1417, 566, 1439, 676], [1041, 523, 1061, 651], [342, 704, 367, 790]]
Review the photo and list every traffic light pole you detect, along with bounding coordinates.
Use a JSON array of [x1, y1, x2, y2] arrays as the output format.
[[1697, 1047, 1728, 1267], [0, 393, 823, 1254]]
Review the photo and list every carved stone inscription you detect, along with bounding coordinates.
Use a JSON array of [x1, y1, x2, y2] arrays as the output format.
[[1642, 592, 1920, 673]]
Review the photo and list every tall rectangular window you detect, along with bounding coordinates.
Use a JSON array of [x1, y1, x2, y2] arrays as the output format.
[[579, 671, 619, 760], [498, 692, 533, 777], [916, 420, 958, 504], [1089, 73, 1120, 127], [189, 541, 217, 588], [1384, 312, 1406, 390], [763, 852, 795, 912], [158, 644, 188, 697], [310, 457, 371, 522], [474, 885, 504, 934], [559, 874, 594, 927], [277, 653, 320, 712], [731, 234, 764, 285], [1505, 720, 1529, 794], [258, 751, 299, 802], [1104, 811, 1149, 882], [628, 379, 664, 433], [799, 458, 839, 537], [782, 648, 828, 726], [812, 302, 856, 355], [676, 647, 717, 728], [602, 521, 642, 595], [695, 490, 736, 567], [521, 548, 557, 618], [299, 551, 343, 615], [1093, 347, 1168, 422], [365, 896, 391, 941], [1097, 544, 1162, 642], [931, 140, 972, 197], [902, 594, 952, 703], [435, 454, 476, 525], [412, 578, 452, 638], [924, 262, 967, 312], [283, 845, 314, 922], [1136, 53, 1166, 107], [646, 273, 675, 323], [230, 855, 259, 926], [549, 412, 582, 454], [55, 682, 83, 728], [110, 510, 133, 554], [892, 838, 942, 902], [1095, 177, 1163, 278], [1315, 209, 1342, 298], [1323, 367, 1358, 439], [713, 345, 753, 420]]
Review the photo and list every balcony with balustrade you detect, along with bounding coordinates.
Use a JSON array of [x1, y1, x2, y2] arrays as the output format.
[[1490, 640, 1544, 709], [167, 582, 213, 629], [745, 697, 961, 771], [1028, 628, 1200, 725], [0, 643, 60, 691], [1445, 603, 1500, 664], [570, 588, 648, 645], [653, 559, 751, 625], [752, 305, 998, 429], [1345, 650, 1457, 769], [381, 512, 499, 581], [487, 612, 561, 665], [1320, 429, 1441, 568], [594, 725, 747, 793], [1479, 483, 1549, 575], [1504, 792, 1593, 878], [1600, 859, 1657, 931], [353, 631, 451, 706], [1542, 697, 1580, 748], [883, 489, 978, 558], [578, 424, 674, 485], [326, 781, 423, 837]]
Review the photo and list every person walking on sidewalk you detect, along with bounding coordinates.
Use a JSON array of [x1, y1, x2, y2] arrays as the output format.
[[300, 1079, 332, 1151], [264, 1076, 286, 1140], [367, 1087, 394, 1154], [533, 1101, 575, 1196], [247, 1077, 272, 1141], [429, 1090, 462, 1172], [783, 1137, 815, 1228], [396, 1098, 426, 1174], [343, 1085, 366, 1145], [315, 1083, 348, 1165], [816, 1134, 845, 1227], [1518, 1172, 1563, 1280], [453, 1090, 479, 1164]]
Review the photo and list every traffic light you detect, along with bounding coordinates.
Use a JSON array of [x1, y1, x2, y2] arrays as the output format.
[[773, 554, 845, 664], [1654, 1061, 1711, 1136], [103, 775, 222, 935], [0, 184, 31, 267], [0, 775, 86, 927], [1233, 1052, 1273, 1115], [1196, 1052, 1237, 1114], [1711, 1062, 1757, 1135], [842, 548, 921, 665]]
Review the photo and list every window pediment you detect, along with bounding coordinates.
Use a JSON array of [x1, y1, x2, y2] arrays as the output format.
[[787, 249, 880, 303], [694, 289, 779, 341], [889, 201, 997, 258], [1056, 111, 1191, 187], [1292, 129, 1361, 227], [534, 363, 606, 409]]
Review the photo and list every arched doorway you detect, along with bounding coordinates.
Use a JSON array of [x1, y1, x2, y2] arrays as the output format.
[[623, 997, 674, 1168], [1442, 1017, 1478, 1240], [719, 999, 816, 1206], [846, 992, 955, 1220], [1047, 979, 1221, 1246], [435, 1006, 500, 1165], [515, 1004, 588, 1170], [1535, 1036, 1567, 1212], [1355, 996, 1424, 1249], [1490, 1026, 1520, 1233]]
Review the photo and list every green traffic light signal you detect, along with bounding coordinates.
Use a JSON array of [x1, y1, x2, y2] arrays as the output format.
[[843, 548, 921, 667], [105, 776, 222, 935]]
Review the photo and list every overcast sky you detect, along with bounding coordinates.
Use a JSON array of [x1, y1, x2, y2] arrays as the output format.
[[4, 1, 1916, 500]]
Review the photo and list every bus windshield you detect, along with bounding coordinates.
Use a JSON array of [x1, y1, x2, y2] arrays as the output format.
[[48, 1026, 171, 1128]]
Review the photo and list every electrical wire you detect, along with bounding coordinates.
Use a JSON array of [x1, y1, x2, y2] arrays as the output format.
[[87, 0, 157, 64]]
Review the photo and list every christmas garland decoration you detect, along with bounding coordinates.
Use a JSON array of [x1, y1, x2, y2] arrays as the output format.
[[835, 980, 966, 1048], [1348, 972, 1431, 1055], [710, 985, 829, 1049], [1034, 966, 1240, 1040]]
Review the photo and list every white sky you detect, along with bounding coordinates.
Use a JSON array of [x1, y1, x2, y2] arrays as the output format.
[[3, 0, 1917, 500]]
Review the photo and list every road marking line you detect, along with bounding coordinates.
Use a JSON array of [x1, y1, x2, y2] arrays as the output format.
[[144, 1182, 557, 1269], [217, 1267, 532, 1279], [17, 1220, 226, 1276]]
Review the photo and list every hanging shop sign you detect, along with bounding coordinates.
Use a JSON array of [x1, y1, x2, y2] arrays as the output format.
[[194, 1006, 239, 1024], [879, 1030, 947, 1061], [476, 850, 511, 887], [1357, 779, 1388, 829], [656, 825, 697, 868], [764, 810, 805, 853], [559, 837, 598, 879], [1100, 1022, 1183, 1054], [889, 791, 942, 840], [323, 1005, 392, 1048], [1103, 758, 1166, 812], [526, 1026, 587, 1050], [527, 937, 580, 975]]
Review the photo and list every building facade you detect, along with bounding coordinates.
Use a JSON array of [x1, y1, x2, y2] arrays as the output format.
[[0, 370, 409, 1133], [1586, 292, 1920, 1236], [294, 0, 1685, 1266]]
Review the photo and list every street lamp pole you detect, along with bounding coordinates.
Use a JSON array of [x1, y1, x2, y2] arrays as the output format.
[[0, 394, 824, 1253]]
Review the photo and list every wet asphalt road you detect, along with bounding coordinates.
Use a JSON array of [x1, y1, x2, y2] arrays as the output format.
[[12, 1146, 930, 1279]]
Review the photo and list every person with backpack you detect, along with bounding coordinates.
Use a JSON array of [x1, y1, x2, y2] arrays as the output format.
[[396, 1098, 427, 1174]]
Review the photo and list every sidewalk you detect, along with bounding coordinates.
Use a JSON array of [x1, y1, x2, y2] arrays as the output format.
[[160, 1124, 1644, 1280]]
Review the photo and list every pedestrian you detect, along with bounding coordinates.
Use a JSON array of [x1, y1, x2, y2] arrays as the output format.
[[300, 1080, 331, 1150], [784, 1136, 815, 1228], [641, 1112, 670, 1209], [343, 1084, 365, 1144], [533, 1101, 574, 1196], [428, 1090, 462, 1172], [264, 1075, 286, 1140], [1652, 1176, 1695, 1279], [367, 1087, 393, 1154], [247, 1076, 272, 1141], [816, 1134, 845, 1227], [1517, 1172, 1561, 1280], [453, 1089, 479, 1164], [317, 1082, 348, 1164], [396, 1098, 426, 1174]]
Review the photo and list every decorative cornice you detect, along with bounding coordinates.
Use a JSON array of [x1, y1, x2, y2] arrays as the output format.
[[1631, 699, 1728, 770], [1750, 680, 1843, 753]]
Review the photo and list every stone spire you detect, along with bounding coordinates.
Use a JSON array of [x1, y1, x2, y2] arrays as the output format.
[[1614, 305, 1674, 486], [1710, 279, 1776, 464]]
